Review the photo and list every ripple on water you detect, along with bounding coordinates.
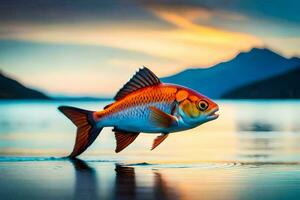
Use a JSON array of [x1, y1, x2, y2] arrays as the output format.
[[0, 156, 118, 163], [0, 156, 63, 162], [122, 161, 300, 170], [122, 162, 244, 169], [1, 157, 300, 170]]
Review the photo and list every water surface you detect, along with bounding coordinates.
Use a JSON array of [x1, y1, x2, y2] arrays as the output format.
[[0, 100, 300, 200]]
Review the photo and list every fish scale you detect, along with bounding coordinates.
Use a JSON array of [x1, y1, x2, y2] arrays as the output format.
[[99, 86, 177, 130]]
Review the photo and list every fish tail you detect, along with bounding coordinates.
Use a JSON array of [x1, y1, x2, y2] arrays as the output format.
[[58, 106, 103, 158]]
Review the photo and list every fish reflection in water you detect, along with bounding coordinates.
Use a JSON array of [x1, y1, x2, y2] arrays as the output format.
[[114, 165, 136, 199], [70, 158, 99, 200], [70, 159, 180, 200]]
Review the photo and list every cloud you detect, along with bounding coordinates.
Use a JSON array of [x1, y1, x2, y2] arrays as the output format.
[[0, 0, 298, 95], [148, 5, 255, 46], [0, 5, 262, 68], [141, 0, 300, 24], [264, 37, 300, 57]]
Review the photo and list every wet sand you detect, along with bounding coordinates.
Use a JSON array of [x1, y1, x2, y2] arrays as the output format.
[[1, 157, 300, 200]]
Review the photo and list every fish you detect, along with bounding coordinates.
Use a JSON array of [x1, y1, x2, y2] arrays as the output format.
[[58, 67, 219, 158]]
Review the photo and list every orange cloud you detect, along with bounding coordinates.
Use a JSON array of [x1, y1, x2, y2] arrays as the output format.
[[149, 6, 260, 48], [0, 6, 262, 74]]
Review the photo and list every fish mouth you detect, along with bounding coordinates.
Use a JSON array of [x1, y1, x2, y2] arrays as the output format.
[[207, 107, 219, 121]]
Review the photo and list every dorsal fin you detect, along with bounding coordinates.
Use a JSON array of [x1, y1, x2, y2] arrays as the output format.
[[114, 67, 161, 101]]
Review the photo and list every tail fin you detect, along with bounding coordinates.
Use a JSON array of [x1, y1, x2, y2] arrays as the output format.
[[58, 106, 102, 158]]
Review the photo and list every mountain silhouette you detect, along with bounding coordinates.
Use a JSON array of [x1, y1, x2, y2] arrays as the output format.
[[222, 66, 300, 99], [162, 48, 300, 98], [0, 71, 49, 99], [2, 47, 300, 100]]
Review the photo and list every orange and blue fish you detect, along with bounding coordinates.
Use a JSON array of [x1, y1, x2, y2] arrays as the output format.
[[59, 67, 219, 157]]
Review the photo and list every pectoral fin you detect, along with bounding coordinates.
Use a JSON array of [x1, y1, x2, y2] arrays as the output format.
[[151, 134, 169, 150], [149, 106, 178, 128], [114, 130, 140, 153]]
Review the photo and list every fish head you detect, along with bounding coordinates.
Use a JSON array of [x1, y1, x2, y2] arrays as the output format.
[[177, 89, 219, 126]]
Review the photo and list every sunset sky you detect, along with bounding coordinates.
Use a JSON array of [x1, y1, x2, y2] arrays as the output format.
[[0, 0, 299, 96]]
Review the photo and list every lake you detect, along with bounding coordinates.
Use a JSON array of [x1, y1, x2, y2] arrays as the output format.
[[0, 100, 300, 200]]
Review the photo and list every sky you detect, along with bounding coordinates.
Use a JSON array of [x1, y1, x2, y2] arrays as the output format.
[[0, 0, 299, 96]]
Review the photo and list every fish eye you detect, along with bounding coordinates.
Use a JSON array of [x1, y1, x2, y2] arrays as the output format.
[[198, 100, 209, 111]]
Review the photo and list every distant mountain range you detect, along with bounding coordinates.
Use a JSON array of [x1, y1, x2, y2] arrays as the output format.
[[162, 48, 300, 99], [222, 66, 300, 99], [1, 47, 300, 100], [0, 71, 49, 99], [0, 71, 111, 101]]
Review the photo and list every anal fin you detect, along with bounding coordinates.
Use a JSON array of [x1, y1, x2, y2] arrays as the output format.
[[151, 134, 169, 150], [114, 130, 140, 153]]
